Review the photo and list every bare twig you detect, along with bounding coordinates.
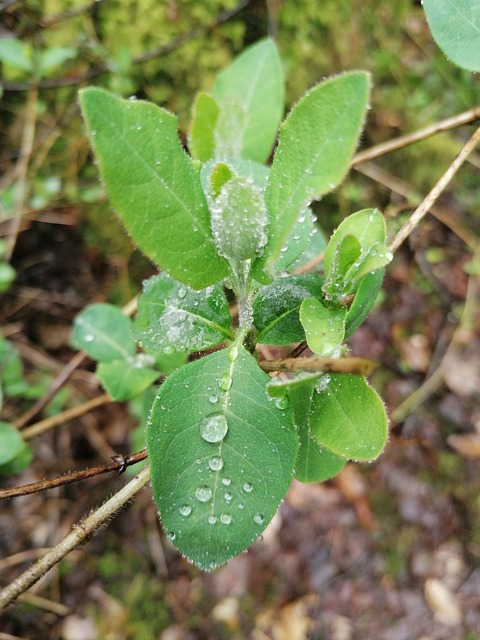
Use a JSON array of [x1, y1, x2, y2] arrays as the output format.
[[259, 356, 379, 376], [0, 465, 151, 610], [0, 449, 147, 500], [388, 124, 480, 254]]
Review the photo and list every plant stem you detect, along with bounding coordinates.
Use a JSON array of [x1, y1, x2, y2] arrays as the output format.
[[0, 465, 151, 610], [260, 356, 379, 376]]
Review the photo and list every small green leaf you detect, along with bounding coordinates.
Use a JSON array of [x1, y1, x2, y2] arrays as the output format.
[[253, 274, 324, 345], [310, 374, 389, 461], [39, 47, 77, 76], [72, 303, 135, 362], [0, 38, 33, 73], [289, 379, 346, 482], [134, 274, 233, 355], [147, 346, 298, 569], [253, 72, 370, 281], [0, 262, 16, 292], [0, 441, 33, 476], [300, 298, 346, 356], [188, 92, 220, 162], [0, 422, 25, 465], [97, 359, 158, 401], [423, 0, 480, 72], [0, 337, 25, 396], [212, 38, 284, 163], [79, 87, 230, 289], [344, 268, 384, 338]]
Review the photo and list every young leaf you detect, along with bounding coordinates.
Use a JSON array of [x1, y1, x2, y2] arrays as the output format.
[[134, 274, 234, 355], [0, 38, 33, 73], [212, 38, 284, 163], [188, 92, 220, 162], [253, 72, 371, 281], [39, 47, 77, 77], [147, 346, 298, 569], [344, 268, 384, 338], [253, 274, 324, 345], [310, 374, 389, 461], [72, 303, 135, 362], [0, 440, 33, 476], [300, 298, 347, 356], [423, 0, 480, 72], [288, 378, 346, 482], [79, 88, 230, 289], [0, 421, 25, 466], [97, 359, 158, 401]]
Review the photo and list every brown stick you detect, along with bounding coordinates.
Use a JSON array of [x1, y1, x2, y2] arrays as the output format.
[[259, 356, 379, 376]]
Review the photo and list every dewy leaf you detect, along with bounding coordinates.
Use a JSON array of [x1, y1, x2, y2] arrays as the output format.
[[147, 346, 298, 569], [97, 359, 158, 401], [253, 274, 324, 346], [423, 0, 480, 72], [310, 374, 389, 461], [273, 207, 313, 274], [72, 303, 136, 362], [188, 92, 220, 162], [288, 378, 346, 483], [344, 268, 384, 339], [212, 38, 284, 163], [79, 88, 230, 289], [253, 72, 370, 281], [300, 298, 346, 357], [134, 274, 233, 355]]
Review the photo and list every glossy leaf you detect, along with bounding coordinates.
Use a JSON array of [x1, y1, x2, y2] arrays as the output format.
[[97, 359, 159, 401], [344, 268, 384, 338], [134, 274, 233, 355], [300, 298, 346, 356], [79, 88, 230, 289], [212, 38, 284, 163], [310, 374, 389, 461], [146, 346, 298, 569], [188, 92, 220, 162], [72, 303, 135, 362], [253, 72, 370, 281], [253, 274, 324, 345], [423, 0, 480, 72]]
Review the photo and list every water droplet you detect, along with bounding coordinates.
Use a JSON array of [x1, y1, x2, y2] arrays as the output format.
[[164, 345, 176, 355], [275, 396, 289, 410], [208, 394, 219, 404], [227, 345, 239, 363], [179, 505, 192, 516], [167, 531, 176, 541], [222, 477, 231, 486], [208, 515, 217, 525], [208, 456, 224, 471], [220, 513, 232, 525], [218, 373, 232, 392], [238, 502, 245, 509], [177, 286, 187, 299], [243, 482, 253, 493], [195, 486, 212, 502], [253, 513, 264, 525], [200, 413, 228, 443], [83, 334, 94, 343], [224, 492, 232, 503]]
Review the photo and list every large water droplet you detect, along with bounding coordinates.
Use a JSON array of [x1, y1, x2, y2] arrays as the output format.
[[208, 515, 217, 525], [177, 286, 187, 299], [222, 477, 231, 486], [195, 486, 212, 502], [83, 334, 94, 343], [179, 505, 192, 516], [227, 345, 239, 363], [218, 373, 232, 392], [275, 396, 289, 410], [220, 513, 232, 525], [208, 456, 224, 471], [243, 482, 253, 493], [253, 513, 264, 525], [200, 413, 228, 443]]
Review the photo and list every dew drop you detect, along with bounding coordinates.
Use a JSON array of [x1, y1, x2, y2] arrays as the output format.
[[253, 513, 264, 525], [195, 486, 212, 502], [208, 456, 224, 471], [238, 502, 245, 510], [167, 531, 176, 541], [200, 413, 228, 443], [224, 492, 232, 503], [83, 334, 94, 343], [164, 345, 176, 355], [222, 477, 231, 486], [220, 513, 232, 525], [243, 482, 253, 493], [227, 345, 239, 363], [177, 286, 187, 299], [218, 373, 232, 392], [275, 396, 289, 410], [179, 505, 192, 516], [208, 515, 217, 525], [208, 394, 219, 404]]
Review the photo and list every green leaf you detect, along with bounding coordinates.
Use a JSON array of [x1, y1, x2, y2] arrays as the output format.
[[272, 208, 313, 274], [288, 223, 328, 273], [310, 374, 389, 461], [0, 441, 33, 476], [0, 262, 16, 292], [323, 209, 391, 300], [188, 92, 220, 162], [253, 72, 370, 281], [253, 274, 324, 345], [39, 47, 77, 76], [79, 87, 230, 289], [423, 0, 480, 72], [212, 38, 284, 163], [0, 38, 33, 73], [288, 379, 346, 482], [300, 298, 347, 356], [0, 422, 25, 465], [344, 268, 384, 338], [72, 303, 136, 362], [147, 346, 298, 569], [0, 337, 25, 396], [97, 359, 158, 401], [134, 274, 233, 355]]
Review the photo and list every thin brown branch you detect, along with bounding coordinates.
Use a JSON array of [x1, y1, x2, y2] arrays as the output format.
[[0, 465, 151, 610], [388, 124, 480, 254], [259, 356, 379, 376], [0, 450, 147, 500], [352, 106, 480, 167]]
